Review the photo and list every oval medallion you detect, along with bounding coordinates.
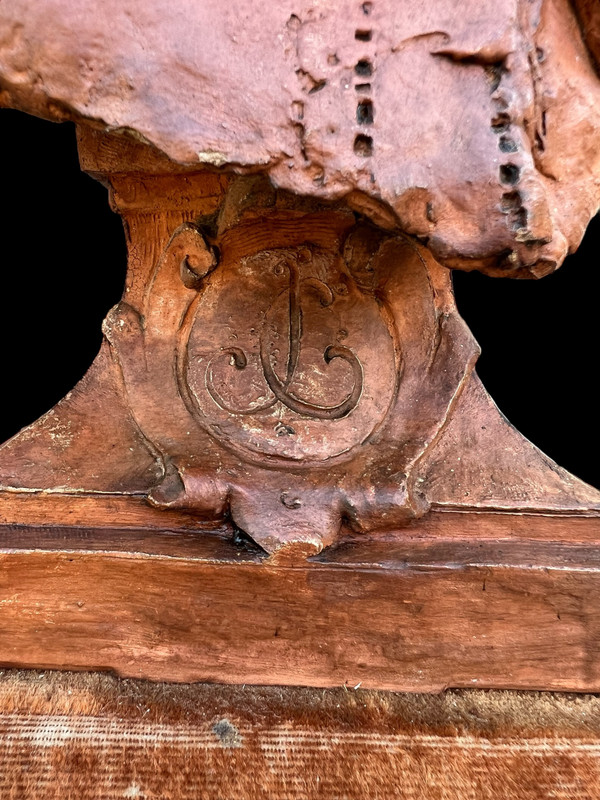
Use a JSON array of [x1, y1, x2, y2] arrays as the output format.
[[181, 245, 398, 464]]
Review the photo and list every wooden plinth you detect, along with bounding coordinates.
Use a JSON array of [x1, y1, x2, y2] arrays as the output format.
[[1, 508, 599, 692]]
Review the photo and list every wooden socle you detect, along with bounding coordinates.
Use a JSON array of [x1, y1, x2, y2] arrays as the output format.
[[1, 513, 600, 691]]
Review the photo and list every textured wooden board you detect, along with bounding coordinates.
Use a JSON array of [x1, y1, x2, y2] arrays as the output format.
[[0, 511, 599, 692]]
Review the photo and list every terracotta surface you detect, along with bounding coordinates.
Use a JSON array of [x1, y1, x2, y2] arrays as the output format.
[[1, 149, 598, 557], [0, 0, 599, 691], [1, 0, 599, 277]]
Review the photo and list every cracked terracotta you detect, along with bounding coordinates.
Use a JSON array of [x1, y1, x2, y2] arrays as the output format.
[[1, 0, 599, 277]]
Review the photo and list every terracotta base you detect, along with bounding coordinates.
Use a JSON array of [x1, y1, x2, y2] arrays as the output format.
[[1, 129, 599, 690]]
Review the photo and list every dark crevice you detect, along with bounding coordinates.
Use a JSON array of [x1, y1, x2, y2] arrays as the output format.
[[499, 135, 518, 153], [354, 134, 373, 156], [287, 13, 301, 31], [308, 80, 327, 95], [231, 523, 268, 556], [295, 69, 326, 94], [501, 191, 528, 232], [491, 113, 511, 133], [291, 100, 304, 121], [500, 190, 522, 213], [535, 131, 545, 152], [355, 59, 373, 77], [293, 122, 308, 161], [500, 164, 520, 185], [485, 63, 506, 93], [434, 50, 509, 68], [356, 99, 374, 125]]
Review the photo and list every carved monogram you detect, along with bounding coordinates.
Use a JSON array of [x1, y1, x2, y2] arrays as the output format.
[[180, 244, 398, 464], [206, 254, 363, 419]]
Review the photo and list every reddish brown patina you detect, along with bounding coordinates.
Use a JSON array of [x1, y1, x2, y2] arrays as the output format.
[[2, 0, 600, 275], [0, 0, 599, 689]]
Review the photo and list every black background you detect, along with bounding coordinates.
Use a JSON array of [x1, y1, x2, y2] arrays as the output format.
[[1, 108, 598, 489]]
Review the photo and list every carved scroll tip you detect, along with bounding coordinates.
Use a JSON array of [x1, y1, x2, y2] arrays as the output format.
[[264, 537, 324, 566]]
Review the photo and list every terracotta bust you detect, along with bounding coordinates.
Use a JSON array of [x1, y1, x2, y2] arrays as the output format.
[[0, 0, 599, 690]]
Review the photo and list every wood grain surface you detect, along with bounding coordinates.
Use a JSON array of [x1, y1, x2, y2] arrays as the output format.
[[0, 509, 599, 692]]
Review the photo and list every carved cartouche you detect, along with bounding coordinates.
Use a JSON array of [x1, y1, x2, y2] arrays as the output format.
[[102, 187, 478, 556]]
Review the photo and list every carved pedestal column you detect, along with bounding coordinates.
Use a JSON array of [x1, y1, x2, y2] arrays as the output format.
[[0, 128, 598, 689], [102, 178, 480, 556]]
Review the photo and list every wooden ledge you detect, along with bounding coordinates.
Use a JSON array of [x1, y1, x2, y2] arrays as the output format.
[[0, 509, 599, 692]]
